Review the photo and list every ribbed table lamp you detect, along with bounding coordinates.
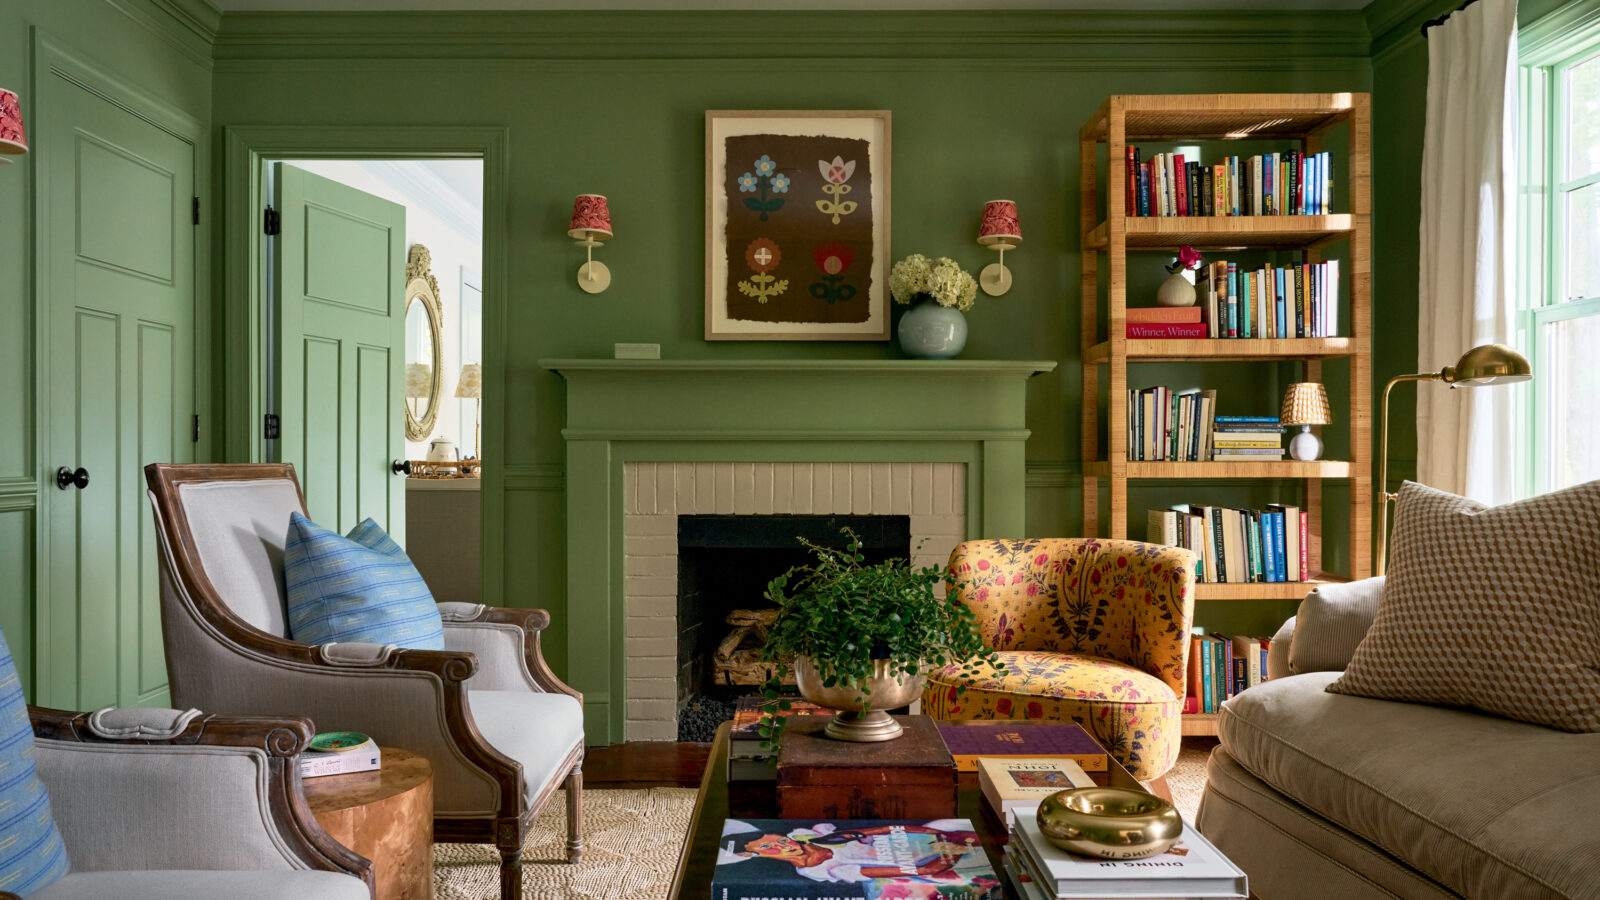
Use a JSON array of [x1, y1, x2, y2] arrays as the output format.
[[1281, 383, 1331, 461]]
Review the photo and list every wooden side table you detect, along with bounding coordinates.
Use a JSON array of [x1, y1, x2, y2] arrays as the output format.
[[304, 747, 434, 900]]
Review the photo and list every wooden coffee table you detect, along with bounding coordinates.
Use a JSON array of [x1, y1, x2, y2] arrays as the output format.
[[668, 720, 1160, 900], [303, 747, 434, 900]]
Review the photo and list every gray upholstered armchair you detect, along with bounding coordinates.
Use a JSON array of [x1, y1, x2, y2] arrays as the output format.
[[144, 463, 583, 900], [12, 706, 372, 900]]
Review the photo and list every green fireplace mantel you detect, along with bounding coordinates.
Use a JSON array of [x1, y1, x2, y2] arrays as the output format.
[[542, 358, 1056, 743]]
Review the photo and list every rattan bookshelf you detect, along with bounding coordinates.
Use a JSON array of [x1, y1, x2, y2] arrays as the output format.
[[1077, 94, 1373, 736]]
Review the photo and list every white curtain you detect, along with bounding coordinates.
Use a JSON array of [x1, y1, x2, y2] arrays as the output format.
[[1416, 0, 1519, 504]]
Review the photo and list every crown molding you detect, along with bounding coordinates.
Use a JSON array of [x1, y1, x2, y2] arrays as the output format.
[[106, 0, 218, 69], [214, 9, 1372, 61], [154, 0, 224, 39], [1363, 0, 1455, 61]]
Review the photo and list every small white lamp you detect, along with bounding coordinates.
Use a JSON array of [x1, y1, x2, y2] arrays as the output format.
[[1281, 382, 1331, 461]]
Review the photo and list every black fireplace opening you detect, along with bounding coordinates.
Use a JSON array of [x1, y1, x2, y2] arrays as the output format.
[[674, 514, 911, 741]]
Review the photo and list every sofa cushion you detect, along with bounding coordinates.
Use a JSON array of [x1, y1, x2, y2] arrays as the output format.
[[0, 628, 68, 897], [284, 512, 444, 650], [1220, 672, 1600, 899], [1287, 576, 1383, 674], [1329, 480, 1600, 732], [31, 870, 368, 900], [469, 691, 583, 806], [921, 650, 1181, 782]]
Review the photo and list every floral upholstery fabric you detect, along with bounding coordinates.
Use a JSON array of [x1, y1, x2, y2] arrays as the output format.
[[923, 539, 1196, 781]]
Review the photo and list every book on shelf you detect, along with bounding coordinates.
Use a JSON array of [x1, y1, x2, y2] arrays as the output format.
[[978, 757, 1095, 829], [713, 818, 1002, 899], [1187, 632, 1273, 714], [1124, 386, 1216, 462], [1126, 147, 1333, 220], [1126, 306, 1203, 325], [1148, 499, 1306, 585], [1197, 259, 1340, 339], [935, 722, 1108, 774], [300, 731, 381, 779], [729, 695, 833, 781], [1010, 814, 1249, 899], [1126, 322, 1207, 339]]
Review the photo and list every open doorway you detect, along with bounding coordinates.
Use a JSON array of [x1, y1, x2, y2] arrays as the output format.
[[265, 157, 484, 605]]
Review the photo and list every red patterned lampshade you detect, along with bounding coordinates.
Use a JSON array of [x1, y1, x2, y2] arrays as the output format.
[[568, 194, 612, 241], [977, 200, 1021, 246], [0, 89, 27, 163]]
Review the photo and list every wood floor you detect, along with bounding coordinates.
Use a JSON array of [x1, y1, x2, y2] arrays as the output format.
[[584, 741, 711, 788]]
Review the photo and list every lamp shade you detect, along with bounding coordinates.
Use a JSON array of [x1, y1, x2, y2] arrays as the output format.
[[978, 200, 1021, 246], [1441, 343, 1532, 386], [0, 89, 26, 158], [454, 362, 482, 399], [404, 363, 432, 399], [568, 194, 612, 240], [1281, 382, 1331, 426]]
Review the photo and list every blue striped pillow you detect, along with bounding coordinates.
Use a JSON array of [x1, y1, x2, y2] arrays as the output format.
[[0, 630, 69, 896], [284, 513, 445, 650]]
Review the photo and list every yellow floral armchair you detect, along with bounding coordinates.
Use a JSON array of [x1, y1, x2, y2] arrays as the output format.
[[921, 539, 1196, 781]]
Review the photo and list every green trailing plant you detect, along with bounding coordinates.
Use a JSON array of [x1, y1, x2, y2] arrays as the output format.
[[754, 528, 1002, 750]]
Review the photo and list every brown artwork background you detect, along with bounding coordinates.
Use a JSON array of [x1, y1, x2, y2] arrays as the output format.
[[723, 133, 874, 324]]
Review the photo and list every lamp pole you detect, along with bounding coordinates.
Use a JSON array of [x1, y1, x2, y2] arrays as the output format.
[[1376, 373, 1440, 576]]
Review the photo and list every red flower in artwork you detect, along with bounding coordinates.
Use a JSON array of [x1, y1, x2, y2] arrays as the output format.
[[812, 241, 854, 275]]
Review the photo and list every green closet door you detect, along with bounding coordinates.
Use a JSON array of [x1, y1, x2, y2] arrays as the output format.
[[44, 72, 195, 710], [273, 164, 406, 540]]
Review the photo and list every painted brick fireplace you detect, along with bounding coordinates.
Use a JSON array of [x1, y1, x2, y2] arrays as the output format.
[[544, 359, 1054, 743]]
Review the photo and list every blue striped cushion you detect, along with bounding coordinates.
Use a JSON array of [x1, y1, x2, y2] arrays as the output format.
[[284, 513, 445, 650], [0, 630, 68, 896]]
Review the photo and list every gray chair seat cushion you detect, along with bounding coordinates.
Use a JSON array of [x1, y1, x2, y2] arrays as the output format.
[[1219, 672, 1600, 900], [32, 870, 369, 900], [469, 690, 583, 805]]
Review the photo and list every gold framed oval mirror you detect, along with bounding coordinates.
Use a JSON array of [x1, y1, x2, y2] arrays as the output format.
[[403, 244, 443, 442]]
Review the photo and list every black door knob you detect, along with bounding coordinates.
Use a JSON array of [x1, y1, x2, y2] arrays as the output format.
[[55, 467, 89, 491], [391, 459, 412, 476]]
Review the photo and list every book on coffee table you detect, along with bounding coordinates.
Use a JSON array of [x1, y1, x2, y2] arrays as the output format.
[[936, 721, 1109, 773], [978, 757, 1095, 828], [713, 818, 1002, 899], [1011, 814, 1248, 898], [728, 695, 833, 782]]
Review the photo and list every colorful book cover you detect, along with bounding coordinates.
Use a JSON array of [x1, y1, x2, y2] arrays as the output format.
[[731, 696, 833, 738], [978, 757, 1094, 827], [1213, 415, 1280, 424], [1125, 145, 1138, 216], [934, 722, 1107, 773], [1125, 306, 1203, 324], [1126, 322, 1207, 339], [1173, 153, 1188, 216], [714, 819, 1002, 899]]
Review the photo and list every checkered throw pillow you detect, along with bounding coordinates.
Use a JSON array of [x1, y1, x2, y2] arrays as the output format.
[[1328, 480, 1600, 732]]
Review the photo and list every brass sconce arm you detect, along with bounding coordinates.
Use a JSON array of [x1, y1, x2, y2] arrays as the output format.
[[1377, 372, 1441, 575]]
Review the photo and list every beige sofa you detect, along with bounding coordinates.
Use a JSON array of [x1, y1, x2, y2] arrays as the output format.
[[1196, 577, 1600, 900]]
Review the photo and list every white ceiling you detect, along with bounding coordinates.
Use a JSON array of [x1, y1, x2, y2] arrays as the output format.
[[210, 0, 1371, 11]]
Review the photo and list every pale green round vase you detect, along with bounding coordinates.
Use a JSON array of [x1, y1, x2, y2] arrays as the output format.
[[898, 301, 968, 359]]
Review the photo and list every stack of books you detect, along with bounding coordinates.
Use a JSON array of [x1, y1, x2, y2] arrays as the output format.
[[1126, 146, 1333, 219], [726, 694, 831, 782], [1124, 387, 1216, 462], [978, 757, 1094, 829], [300, 731, 382, 778], [1187, 633, 1273, 714], [1198, 260, 1340, 339], [1211, 415, 1284, 462], [1005, 812, 1248, 899], [936, 722, 1109, 775], [1124, 306, 1205, 339], [1148, 502, 1308, 585]]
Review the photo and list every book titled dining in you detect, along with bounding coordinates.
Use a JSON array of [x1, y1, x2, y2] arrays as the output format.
[[1011, 814, 1248, 898]]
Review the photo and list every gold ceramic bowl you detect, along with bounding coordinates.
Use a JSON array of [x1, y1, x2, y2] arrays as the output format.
[[1036, 787, 1184, 860], [794, 656, 926, 742]]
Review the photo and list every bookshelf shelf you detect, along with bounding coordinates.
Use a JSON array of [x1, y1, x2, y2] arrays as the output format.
[[1083, 214, 1354, 251], [1085, 337, 1357, 363], [1076, 94, 1373, 739]]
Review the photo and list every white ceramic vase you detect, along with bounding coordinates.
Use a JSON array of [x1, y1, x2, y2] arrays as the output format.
[[1156, 270, 1197, 307]]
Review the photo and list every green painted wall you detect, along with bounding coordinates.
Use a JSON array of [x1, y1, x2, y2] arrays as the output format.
[[210, 10, 1374, 657], [0, 0, 214, 700]]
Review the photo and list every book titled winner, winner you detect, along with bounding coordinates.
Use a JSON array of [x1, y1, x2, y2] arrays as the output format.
[[711, 818, 1002, 899], [935, 722, 1108, 773]]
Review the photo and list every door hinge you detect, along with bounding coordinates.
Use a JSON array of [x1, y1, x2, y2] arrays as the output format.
[[192, 414, 200, 443], [192, 196, 200, 225], [264, 413, 280, 440], [263, 205, 281, 236]]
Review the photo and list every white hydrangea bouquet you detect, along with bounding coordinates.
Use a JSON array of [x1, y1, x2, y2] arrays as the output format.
[[889, 254, 978, 312]]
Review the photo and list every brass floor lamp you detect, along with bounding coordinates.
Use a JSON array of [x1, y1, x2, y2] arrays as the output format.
[[1377, 343, 1531, 574]]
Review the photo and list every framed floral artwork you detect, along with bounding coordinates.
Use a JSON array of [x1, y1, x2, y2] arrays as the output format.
[[705, 110, 891, 341]]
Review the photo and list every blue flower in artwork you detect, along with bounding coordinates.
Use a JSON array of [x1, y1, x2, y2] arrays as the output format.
[[770, 172, 791, 193], [754, 155, 777, 176], [738, 172, 759, 192]]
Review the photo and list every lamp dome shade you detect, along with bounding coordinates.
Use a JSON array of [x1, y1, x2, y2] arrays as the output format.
[[1280, 382, 1331, 426], [404, 363, 432, 399], [568, 194, 613, 240], [0, 89, 26, 157], [978, 200, 1021, 246], [1442, 343, 1532, 386], [454, 363, 482, 399]]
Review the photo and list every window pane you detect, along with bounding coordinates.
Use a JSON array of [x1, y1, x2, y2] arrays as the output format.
[[1566, 53, 1600, 180], [1564, 183, 1600, 301], [1541, 313, 1600, 490]]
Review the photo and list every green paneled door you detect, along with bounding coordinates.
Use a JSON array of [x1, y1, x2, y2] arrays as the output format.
[[43, 70, 195, 710], [273, 164, 406, 539]]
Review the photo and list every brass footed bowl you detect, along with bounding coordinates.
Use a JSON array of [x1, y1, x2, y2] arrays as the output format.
[[793, 656, 925, 742], [1036, 787, 1183, 860]]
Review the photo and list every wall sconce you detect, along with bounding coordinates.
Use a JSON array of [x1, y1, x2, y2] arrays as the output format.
[[0, 89, 28, 165], [568, 194, 612, 294], [977, 199, 1021, 296]]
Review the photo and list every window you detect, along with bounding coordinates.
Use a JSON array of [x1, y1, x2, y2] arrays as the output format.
[[1521, 13, 1600, 495]]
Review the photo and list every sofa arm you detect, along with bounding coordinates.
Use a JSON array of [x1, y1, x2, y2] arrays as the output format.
[[1286, 576, 1385, 675]]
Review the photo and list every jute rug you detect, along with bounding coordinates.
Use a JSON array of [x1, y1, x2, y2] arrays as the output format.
[[432, 741, 1217, 899]]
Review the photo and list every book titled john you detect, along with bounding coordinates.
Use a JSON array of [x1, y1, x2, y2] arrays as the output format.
[[1012, 814, 1248, 899], [300, 731, 381, 779], [1126, 323, 1208, 339], [712, 818, 1002, 899], [977, 757, 1095, 828], [934, 722, 1107, 773]]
